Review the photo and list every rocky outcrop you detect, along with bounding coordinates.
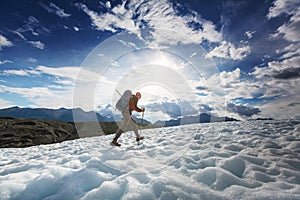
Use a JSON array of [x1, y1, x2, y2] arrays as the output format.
[[0, 117, 79, 148]]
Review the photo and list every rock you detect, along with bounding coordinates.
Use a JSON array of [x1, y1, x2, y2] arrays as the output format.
[[0, 117, 79, 148]]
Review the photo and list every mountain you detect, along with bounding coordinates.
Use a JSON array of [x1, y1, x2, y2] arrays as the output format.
[[0, 107, 114, 122], [154, 113, 238, 127], [0, 107, 152, 124], [0, 107, 235, 126]]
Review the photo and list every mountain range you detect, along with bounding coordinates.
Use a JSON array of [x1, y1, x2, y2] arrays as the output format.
[[154, 113, 238, 127], [0, 107, 113, 122], [0, 107, 237, 126]]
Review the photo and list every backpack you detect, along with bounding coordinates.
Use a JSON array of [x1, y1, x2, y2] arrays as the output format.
[[116, 90, 132, 112]]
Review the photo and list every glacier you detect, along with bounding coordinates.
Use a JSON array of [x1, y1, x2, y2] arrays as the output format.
[[0, 120, 300, 200]]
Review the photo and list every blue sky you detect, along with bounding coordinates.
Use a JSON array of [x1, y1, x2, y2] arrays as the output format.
[[0, 0, 299, 121]]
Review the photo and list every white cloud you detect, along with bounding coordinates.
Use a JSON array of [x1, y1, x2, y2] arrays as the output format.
[[267, 0, 299, 19], [76, 0, 222, 47], [268, 0, 300, 42], [0, 35, 13, 50], [252, 48, 300, 80], [16, 16, 50, 37], [0, 59, 12, 65], [259, 94, 300, 119], [0, 98, 12, 108], [118, 39, 139, 49], [190, 52, 197, 58], [245, 30, 256, 39], [199, 63, 300, 119], [39, 2, 71, 18], [0, 66, 93, 109], [36, 66, 102, 84], [205, 41, 251, 61], [133, 0, 222, 46], [28, 58, 37, 63], [1, 65, 101, 85], [248, 50, 300, 119], [27, 41, 45, 49], [76, 2, 138, 35], [11, 30, 46, 49], [0, 85, 74, 109], [11, 30, 27, 40], [2, 69, 31, 76], [73, 26, 80, 31], [106, 1, 111, 9], [279, 43, 300, 59]]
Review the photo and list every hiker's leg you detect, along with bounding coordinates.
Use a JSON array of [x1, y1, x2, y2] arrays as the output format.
[[119, 112, 131, 132], [113, 129, 124, 141], [131, 118, 140, 137]]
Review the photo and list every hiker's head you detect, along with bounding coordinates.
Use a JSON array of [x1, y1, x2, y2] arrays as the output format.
[[136, 92, 141, 99]]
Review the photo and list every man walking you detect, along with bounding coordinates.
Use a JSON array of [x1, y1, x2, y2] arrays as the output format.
[[111, 92, 145, 146]]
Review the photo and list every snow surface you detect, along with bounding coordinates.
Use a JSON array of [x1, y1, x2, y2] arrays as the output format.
[[1, 120, 300, 200]]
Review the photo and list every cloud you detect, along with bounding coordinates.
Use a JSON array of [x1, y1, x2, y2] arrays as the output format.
[[252, 50, 300, 80], [146, 100, 198, 119], [267, 0, 299, 19], [11, 30, 27, 40], [75, 2, 137, 34], [219, 68, 241, 88], [10, 16, 49, 49], [268, 0, 300, 42], [0, 59, 12, 65], [16, 16, 50, 37], [227, 103, 261, 117], [258, 94, 300, 119], [246, 47, 300, 119], [28, 58, 37, 63], [11, 30, 45, 50], [278, 43, 300, 59], [0, 65, 98, 109], [0, 84, 74, 109], [0, 35, 13, 50], [76, 0, 222, 47], [2, 69, 31, 76], [272, 67, 300, 79], [36, 66, 79, 79], [199, 104, 213, 113], [27, 41, 45, 49], [106, 1, 111, 9], [205, 41, 251, 61], [118, 39, 139, 49], [0, 98, 12, 108], [39, 2, 71, 18], [195, 86, 208, 91], [245, 30, 256, 39], [0, 65, 101, 87], [73, 26, 80, 32]]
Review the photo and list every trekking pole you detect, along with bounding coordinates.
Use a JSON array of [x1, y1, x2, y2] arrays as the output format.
[[137, 110, 144, 146], [115, 89, 122, 96], [140, 110, 144, 132]]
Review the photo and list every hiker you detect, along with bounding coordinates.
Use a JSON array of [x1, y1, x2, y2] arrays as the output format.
[[111, 91, 145, 146]]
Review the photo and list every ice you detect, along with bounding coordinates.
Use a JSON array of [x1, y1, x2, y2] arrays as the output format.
[[0, 120, 300, 199]]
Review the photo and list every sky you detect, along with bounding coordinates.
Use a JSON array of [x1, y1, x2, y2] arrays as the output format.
[[0, 0, 299, 122]]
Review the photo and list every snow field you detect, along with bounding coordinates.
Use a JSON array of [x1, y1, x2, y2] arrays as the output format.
[[0, 120, 300, 199]]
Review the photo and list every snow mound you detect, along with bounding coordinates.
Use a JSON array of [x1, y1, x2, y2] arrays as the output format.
[[1, 120, 300, 199]]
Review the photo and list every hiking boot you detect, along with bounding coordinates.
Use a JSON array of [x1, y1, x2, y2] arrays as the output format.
[[136, 136, 144, 142], [111, 140, 121, 147]]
